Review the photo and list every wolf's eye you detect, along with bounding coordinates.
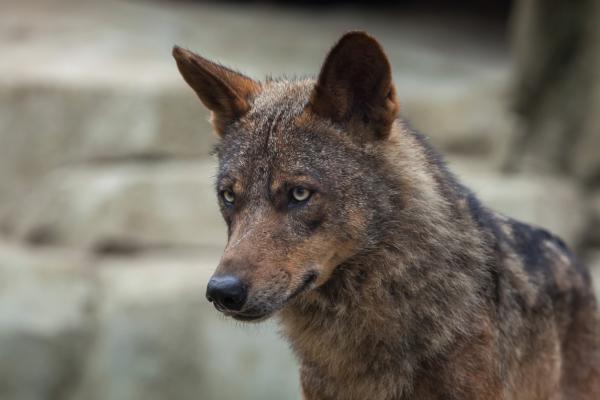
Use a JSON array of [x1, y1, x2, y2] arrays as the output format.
[[222, 190, 235, 205], [291, 186, 311, 203]]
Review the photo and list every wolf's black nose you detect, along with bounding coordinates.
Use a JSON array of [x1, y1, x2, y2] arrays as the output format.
[[206, 275, 247, 312]]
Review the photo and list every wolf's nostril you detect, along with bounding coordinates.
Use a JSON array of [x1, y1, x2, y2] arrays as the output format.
[[222, 296, 237, 309], [206, 275, 248, 312]]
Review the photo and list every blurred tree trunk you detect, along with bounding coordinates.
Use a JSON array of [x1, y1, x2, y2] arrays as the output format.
[[507, 0, 600, 184]]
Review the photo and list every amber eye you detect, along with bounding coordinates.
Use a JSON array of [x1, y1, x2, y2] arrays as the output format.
[[222, 190, 235, 204], [291, 186, 311, 203]]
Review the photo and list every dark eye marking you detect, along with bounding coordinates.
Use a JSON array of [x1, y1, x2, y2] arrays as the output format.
[[306, 217, 323, 232]]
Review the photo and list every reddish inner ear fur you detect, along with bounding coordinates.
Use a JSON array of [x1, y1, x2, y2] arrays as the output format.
[[308, 31, 399, 140], [172, 46, 260, 135]]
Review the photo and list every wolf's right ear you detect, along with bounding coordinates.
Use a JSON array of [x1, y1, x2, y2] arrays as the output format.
[[172, 46, 260, 136], [308, 32, 399, 141]]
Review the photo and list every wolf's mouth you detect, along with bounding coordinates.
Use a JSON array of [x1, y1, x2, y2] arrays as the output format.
[[288, 271, 318, 301], [213, 271, 319, 322], [230, 312, 269, 322], [212, 303, 268, 322]]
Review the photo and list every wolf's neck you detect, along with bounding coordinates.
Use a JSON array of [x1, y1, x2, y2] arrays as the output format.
[[279, 240, 489, 397]]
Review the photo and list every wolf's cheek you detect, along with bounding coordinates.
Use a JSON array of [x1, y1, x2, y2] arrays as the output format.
[[275, 231, 362, 292]]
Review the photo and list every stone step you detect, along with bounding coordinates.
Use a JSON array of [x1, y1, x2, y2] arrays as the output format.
[[589, 251, 600, 287], [8, 160, 227, 251], [0, 84, 216, 212], [80, 252, 301, 400], [588, 190, 600, 246]]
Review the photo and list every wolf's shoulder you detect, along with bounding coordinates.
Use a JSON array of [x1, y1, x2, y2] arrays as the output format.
[[477, 204, 592, 307]]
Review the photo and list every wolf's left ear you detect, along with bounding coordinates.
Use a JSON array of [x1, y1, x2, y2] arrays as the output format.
[[308, 32, 399, 141], [172, 46, 260, 136]]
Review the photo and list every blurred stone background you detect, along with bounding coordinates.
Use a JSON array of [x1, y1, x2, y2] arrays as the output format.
[[0, 0, 599, 399]]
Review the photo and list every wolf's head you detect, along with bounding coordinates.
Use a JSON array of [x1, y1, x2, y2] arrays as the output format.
[[173, 32, 401, 321]]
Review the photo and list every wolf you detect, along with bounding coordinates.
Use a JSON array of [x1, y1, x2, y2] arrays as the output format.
[[172, 32, 600, 399]]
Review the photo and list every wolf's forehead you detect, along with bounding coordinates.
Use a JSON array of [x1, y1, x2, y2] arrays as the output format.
[[218, 80, 319, 179], [224, 80, 314, 154], [246, 80, 313, 131]]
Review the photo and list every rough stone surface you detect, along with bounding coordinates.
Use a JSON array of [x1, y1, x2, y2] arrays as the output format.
[[401, 73, 512, 157], [508, 0, 600, 179], [9, 161, 227, 250], [587, 251, 600, 300], [0, 85, 215, 216], [0, 242, 95, 400], [572, 77, 600, 182], [587, 190, 600, 246]]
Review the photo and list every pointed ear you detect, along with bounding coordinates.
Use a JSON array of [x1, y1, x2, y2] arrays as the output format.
[[172, 46, 260, 136], [308, 32, 399, 140]]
